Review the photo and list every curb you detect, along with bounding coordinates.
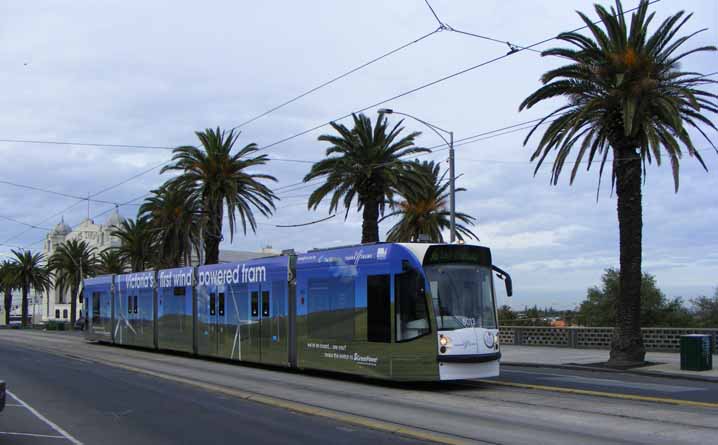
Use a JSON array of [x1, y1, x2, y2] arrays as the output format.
[[502, 361, 718, 383]]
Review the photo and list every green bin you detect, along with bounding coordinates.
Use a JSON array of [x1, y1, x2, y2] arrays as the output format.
[[680, 335, 713, 371]]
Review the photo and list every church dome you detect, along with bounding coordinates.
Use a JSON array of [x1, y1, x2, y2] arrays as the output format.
[[105, 208, 124, 228], [51, 217, 72, 236]]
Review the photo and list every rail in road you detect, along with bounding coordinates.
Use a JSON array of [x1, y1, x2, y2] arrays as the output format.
[[1, 330, 717, 445]]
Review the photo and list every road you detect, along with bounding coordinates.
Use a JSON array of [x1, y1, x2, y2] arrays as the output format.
[[492, 365, 718, 405], [1, 330, 717, 445], [0, 340, 430, 445]]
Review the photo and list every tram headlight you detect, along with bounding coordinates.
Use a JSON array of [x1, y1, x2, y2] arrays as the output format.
[[494, 334, 500, 349], [439, 335, 449, 347]]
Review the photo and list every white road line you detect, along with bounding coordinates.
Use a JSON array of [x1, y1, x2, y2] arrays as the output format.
[[6, 390, 83, 445], [4, 403, 23, 407], [0, 431, 66, 439]]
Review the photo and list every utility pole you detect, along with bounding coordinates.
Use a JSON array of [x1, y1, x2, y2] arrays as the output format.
[[448, 131, 456, 242]]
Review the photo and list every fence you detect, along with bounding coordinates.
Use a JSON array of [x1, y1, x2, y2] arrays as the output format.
[[499, 326, 718, 353]]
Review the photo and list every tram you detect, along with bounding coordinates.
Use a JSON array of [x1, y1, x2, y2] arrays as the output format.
[[84, 243, 512, 381]]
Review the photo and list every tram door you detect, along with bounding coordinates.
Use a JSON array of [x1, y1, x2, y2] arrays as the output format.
[[206, 291, 228, 358], [245, 284, 274, 363]]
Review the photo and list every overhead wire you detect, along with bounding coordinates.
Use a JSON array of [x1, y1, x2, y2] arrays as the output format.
[[253, 0, 663, 154]]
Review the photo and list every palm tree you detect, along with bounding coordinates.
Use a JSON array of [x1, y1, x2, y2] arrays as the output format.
[[304, 113, 429, 243], [0, 260, 18, 325], [518, 0, 717, 366], [48, 240, 98, 325], [96, 248, 127, 275], [162, 127, 277, 265], [11, 250, 51, 327], [139, 181, 202, 268], [383, 160, 479, 242], [112, 218, 154, 272]]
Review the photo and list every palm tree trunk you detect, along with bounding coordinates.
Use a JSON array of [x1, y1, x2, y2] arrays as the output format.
[[3, 289, 11, 325], [21, 284, 29, 327], [361, 195, 380, 244], [608, 146, 646, 366], [70, 284, 78, 325], [204, 202, 223, 265]]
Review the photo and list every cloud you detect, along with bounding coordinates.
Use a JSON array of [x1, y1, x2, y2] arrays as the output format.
[[0, 0, 716, 308]]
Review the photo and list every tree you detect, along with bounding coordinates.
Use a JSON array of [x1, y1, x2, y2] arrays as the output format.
[[112, 218, 154, 272], [577, 268, 693, 327], [48, 240, 98, 325], [139, 182, 202, 268], [10, 250, 51, 327], [96, 249, 127, 275], [0, 261, 18, 325], [304, 113, 429, 243], [162, 127, 277, 264], [497, 305, 516, 325], [382, 160, 478, 242], [692, 288, 718, 328], [518, 0, 717, 366]]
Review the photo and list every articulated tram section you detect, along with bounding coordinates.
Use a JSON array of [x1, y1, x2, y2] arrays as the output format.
[[84, 242, 511, 381]]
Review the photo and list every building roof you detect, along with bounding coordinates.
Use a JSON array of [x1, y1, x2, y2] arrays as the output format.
[[51, 217, 72, 236], [105, 208, 124, 228]]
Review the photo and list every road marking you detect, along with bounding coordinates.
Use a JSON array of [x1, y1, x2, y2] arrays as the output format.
[[4, 403, 23, 407], [478, 380, 718, 409], [7, 390, 84, 445], [0, 431, 67, 439]]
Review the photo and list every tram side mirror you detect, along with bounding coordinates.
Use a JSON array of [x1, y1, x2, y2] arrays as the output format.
[[492, 265, 513, 297]]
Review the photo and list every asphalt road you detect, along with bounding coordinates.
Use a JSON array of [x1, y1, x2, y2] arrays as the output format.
[[2, 330, 717, 445], [0, 342, 429, 445], [489, 365, 718, 404]]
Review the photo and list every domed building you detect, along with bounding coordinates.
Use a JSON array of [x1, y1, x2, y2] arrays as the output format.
[[42, 209, 124, 322]]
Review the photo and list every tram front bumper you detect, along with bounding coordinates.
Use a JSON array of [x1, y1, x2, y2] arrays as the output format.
[[437, 351, 501, 363]]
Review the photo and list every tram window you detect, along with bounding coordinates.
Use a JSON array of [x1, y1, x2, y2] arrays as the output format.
[[210, 293, 216, 316], [367, 275, 391, 343], [128, 295, 132, 314], [261, 291, 270, 317], [218, 293, 225, 316], [251, 292, 258, 317], [173, 287, 186, 296], [92, 292, 101, 323], [133, 295, 138, 314], [395, 269, 430, 342]]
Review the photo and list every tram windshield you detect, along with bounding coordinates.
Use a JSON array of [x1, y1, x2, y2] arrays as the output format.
[[425, 264, 497, 330]]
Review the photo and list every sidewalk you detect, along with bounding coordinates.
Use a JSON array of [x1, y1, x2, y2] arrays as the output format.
[[501, 345, 718, 381]]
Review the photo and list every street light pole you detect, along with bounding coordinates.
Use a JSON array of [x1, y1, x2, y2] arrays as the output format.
[[377, 108, 457, 242], [448, 131, 455, 243]]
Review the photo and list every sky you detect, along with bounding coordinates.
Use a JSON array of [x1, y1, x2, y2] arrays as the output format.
[[0, 0, 716, 310]]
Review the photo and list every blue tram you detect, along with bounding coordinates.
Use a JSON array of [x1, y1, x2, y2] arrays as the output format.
[[84, 243, 512, 381]]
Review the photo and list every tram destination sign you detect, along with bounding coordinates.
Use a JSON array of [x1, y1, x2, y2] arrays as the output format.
[[424, 245, 492, 267]]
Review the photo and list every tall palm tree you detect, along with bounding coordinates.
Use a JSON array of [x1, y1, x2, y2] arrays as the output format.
[[11, 250, 52, 327], [383, 160, 479, 242], [139, 181, 202, 268], [112, 218, 154, 272], [48, 240, 98, 325], [304, 113, 429, 243], [96, 248, 127, 275], [162, 127, 277, 265], [518, 0, 716, 366], [0, 260, 18, 325]]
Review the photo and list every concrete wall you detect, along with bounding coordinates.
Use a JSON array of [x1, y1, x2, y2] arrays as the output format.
[[499, 326, 718, 353]]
